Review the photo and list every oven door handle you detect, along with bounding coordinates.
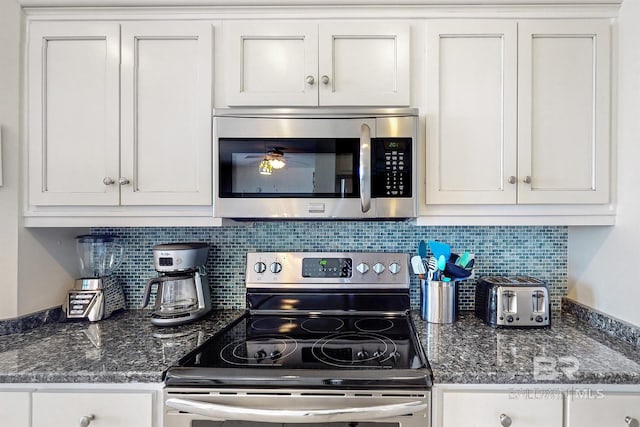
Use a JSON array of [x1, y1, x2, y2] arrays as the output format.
[[165, 398, 427, 423], [359, 122, 371, 213]]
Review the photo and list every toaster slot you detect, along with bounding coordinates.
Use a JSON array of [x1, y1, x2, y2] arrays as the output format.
[[502, 290, 517, 314], [532, 290, 547, 314]]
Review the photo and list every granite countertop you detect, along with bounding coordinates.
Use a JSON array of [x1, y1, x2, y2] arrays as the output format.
[[0, 309, 244, 383], [412, 311, 640, 385], [1, 309, 639, 385]]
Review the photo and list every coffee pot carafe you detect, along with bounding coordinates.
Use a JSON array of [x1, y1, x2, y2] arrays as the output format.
[[142, 242, 211, 326]]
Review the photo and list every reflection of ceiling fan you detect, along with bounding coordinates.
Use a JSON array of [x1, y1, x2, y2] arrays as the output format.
[[244, 147, 291, 175]]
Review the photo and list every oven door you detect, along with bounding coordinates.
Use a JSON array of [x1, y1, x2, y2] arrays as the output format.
[[164, 388, 430, 427]]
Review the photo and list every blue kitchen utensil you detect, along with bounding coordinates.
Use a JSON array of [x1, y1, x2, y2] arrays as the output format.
[[428, 240, 451, 261], [456, 251, 472, 268], [418, 240, 427, 260]]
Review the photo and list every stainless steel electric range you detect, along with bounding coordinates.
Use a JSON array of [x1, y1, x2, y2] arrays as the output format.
[[163, 252, 432, 427]]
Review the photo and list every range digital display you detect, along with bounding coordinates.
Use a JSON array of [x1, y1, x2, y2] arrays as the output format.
[[302, 258, 352, 278]]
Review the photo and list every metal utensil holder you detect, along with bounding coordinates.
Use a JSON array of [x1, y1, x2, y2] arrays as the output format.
[[421, 279, 457, 324]]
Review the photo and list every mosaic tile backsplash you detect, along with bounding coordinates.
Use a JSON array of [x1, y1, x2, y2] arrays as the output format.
[[93, 223, 568, 311]]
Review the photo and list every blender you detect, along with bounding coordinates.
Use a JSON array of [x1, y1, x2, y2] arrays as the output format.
[[64, 234, 126, 321]]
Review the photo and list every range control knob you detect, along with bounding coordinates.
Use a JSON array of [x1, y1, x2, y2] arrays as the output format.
[[356, 262, 370, 274], [373, 262, 385, 275], [270, 262, 282, 274], [254, 349, 267, 362], [254, 262, 267, 274], [270, 350, 282, 361], [389, 262, 401, 274], [356, 350, 370, 361]]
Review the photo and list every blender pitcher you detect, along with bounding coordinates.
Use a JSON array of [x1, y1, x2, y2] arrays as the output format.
[[76, 234, 124, 278]]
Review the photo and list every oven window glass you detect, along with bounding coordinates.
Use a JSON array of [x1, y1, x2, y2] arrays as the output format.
[[193, 422, 399, 427], [219, 138, 359, 198]]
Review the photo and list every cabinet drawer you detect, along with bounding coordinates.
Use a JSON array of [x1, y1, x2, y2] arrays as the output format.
[[32, 391, 153, 427], [0, 391, 30, 427], [441, 390, 563, 427], [567, 392, 640, 427]]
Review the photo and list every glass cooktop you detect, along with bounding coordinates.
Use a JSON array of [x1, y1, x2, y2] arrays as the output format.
[[165, 313, 432, 389]]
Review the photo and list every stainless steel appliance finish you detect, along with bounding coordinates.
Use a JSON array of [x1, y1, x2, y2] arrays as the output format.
[[475, 276, 551, 327], [152, 242, 209, 273], [64, 234, 125, 321], [163, 251, 431, 427], [142, 243, 212, 326], [214, 108, 418, 219]]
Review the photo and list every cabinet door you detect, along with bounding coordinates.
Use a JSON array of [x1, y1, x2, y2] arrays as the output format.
[[0, 391, 30, 427], [441, 390, 563, 427], [425, 21, 517, 204], [120, 22, 213, 206], [32, 391, 153, 427], [517, 20, 611, 204], [567, 392, 640, 427], [28, 21, 120, 206], [223, 21, 318, 106], [318, 22, 410, 106]]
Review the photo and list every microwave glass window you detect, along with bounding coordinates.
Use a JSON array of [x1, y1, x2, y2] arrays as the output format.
[[219, 138, 359, 198]]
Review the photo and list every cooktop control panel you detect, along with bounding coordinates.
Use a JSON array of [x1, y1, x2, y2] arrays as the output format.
[[246, 252, 409, 288]]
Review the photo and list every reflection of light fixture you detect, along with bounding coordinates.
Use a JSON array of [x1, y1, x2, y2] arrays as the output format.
[[258, 158, 272, 175], [267, 148, 286, 169]]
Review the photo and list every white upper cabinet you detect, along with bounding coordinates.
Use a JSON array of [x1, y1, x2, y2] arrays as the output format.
[[425, 19, 611, 207], [223, 20, 410, 106], [120, 21, 212, 206], [28, 20, 213, 208], [517, 20, 611, 204], [426, 21, 518, 205], [28, 21, 121, 206]]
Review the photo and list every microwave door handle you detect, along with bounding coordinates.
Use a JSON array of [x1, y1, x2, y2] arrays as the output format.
[[359, 123, 371, 213], [166, 398, 427, 423]]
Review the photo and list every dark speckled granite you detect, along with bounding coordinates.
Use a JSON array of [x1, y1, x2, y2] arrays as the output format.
[[412, 311, 640, 384], [2, 309, 639, 385], [0, 309, 244, 384], [0, 307, 64, 336]]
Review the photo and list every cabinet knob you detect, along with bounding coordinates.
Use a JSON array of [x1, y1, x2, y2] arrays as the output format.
[[523, 176, 532, 184], [626, 416, 637, 425], [79, 415, 95, 427], [500, 413, 512, 427], [320, 75, 330, 85], [102, 177, 115, 186], [507, 176, 516, 184], [305, 75, 315, 86], [118, 177, 131, 186]]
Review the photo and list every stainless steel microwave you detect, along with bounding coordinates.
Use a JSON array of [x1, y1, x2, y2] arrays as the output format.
[[213, 108, 418, 219]]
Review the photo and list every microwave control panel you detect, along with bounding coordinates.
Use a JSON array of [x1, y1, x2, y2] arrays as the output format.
[[372, 138, 412, 197]]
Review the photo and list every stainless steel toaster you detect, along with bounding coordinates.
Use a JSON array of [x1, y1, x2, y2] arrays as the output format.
[[475, 276, 551, 328]]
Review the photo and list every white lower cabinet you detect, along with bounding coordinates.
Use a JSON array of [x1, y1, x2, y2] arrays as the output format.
[[566, 392, 640, 427], [32, 391, 154, 427], [0, 391, 31, 427], [438, 389, 563, 427]]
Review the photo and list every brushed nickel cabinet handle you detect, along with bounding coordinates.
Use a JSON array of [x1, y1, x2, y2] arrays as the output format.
[[626, 416, 637, 425], [305, 75, 315, 86], [118, 177, 130, 185], [103, 177, 115, 186], [320, 75, 330, 85], [523, 176, 532, 184], [79, 415, 95, 427], [508, 176, 516, 184], [500, 413, 512, 427]]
